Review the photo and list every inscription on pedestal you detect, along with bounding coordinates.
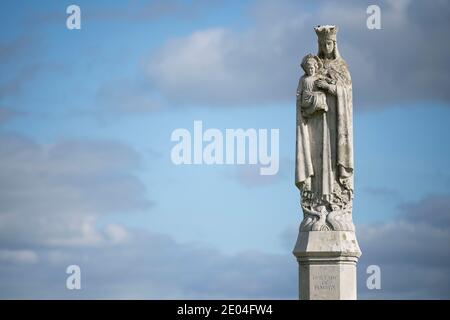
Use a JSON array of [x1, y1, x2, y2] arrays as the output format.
[[310, 266, 339, 299], [312, 274, 337, 291]]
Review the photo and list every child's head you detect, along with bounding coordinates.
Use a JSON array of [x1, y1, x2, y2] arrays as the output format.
[[301, 54, 319, 76]]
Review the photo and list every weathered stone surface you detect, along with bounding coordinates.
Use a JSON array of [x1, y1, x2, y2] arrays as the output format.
[[294, 231, 361, 257], [293, 231, 361, 300], [293, 25, 361, 300], [295, 25, 354, 232], [299, 260, 357, 300]]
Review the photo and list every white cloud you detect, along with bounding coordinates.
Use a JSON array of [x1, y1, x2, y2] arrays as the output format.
[[104, 224, 129, 244], [0, 249, 38, 264], [146, 0, 450, 109], [148, 28, 280, 106]]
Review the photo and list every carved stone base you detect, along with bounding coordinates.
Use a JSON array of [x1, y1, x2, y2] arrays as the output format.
[[293, 230, 361, 300]]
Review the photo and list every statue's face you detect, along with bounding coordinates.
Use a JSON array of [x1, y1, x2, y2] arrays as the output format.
[[305, 62, 316, 76], [323, 40, 334, 55]]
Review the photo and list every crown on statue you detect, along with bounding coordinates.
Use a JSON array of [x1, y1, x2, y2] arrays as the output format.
[[314, 25, 338, 41]]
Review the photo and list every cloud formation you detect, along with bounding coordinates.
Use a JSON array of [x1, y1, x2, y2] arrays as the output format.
[[357, 197, 450, 299], [1, 173, 449, 299], [0, 1, 449, 300], [147, 0, 450, 109], [0, 232, 296, 299], [0, 134, 152, 248]]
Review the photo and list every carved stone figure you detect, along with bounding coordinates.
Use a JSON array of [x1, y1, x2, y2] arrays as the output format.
[[293, 25, 361, 300], [295, 25, 354, 232]]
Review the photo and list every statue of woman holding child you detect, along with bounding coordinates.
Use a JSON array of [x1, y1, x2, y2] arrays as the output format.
[[295, 25, 355, 231]]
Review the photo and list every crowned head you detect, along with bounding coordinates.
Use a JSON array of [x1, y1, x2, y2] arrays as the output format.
[[314, 25, 340, 59], [314, 25, 338, 41]]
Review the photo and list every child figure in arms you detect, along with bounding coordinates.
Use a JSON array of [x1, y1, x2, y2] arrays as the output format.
[[298, 54, 333, 118]]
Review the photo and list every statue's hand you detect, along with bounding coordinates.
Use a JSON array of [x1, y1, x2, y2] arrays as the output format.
[[325, 77, 335, 84], [315, 80, 329, 90]]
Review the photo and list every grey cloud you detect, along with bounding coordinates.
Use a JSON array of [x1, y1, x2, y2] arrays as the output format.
[[0, 134, 152, 248], [1, 187, 449, 298], [364, 186, 404, 203], [0, 230, 297, 299], [357, 218, 450, 299], [146, 0, 450, 109], [357, 193, 450, 298], [0, 249, 38, 265], [398, 194, 450, 229]]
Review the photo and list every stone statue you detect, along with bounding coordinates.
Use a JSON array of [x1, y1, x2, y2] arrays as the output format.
[[295, 25, 354, 232], [293, 25, 361, 300]]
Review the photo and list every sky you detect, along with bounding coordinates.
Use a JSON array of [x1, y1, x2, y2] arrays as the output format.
[[0, 0, 449, 299]]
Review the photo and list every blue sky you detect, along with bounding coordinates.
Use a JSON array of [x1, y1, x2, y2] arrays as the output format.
[[0, 0, 449, 299]]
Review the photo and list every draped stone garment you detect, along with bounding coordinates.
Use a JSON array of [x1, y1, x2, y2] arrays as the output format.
[[295, 57, 353, 212]]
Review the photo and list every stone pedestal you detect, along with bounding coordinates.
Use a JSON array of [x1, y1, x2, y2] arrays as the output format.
[[293, 230, 361, 300]]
